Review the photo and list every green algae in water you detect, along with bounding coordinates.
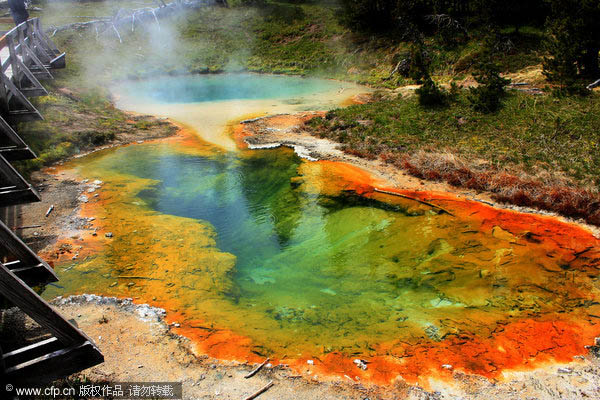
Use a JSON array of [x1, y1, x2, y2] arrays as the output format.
[[44, 74, 600, 366], [44, 140, 585, 359]]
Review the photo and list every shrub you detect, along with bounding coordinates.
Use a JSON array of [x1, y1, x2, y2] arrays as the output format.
[[416, 77, 447, 107], [468, 60, 511, 113], [543, 0, 600, 92]]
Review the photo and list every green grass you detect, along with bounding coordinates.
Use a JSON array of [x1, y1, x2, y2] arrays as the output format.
[[42, 1, 545, 88], [309, 91, 600, 188], [14, 86, 174, 177]]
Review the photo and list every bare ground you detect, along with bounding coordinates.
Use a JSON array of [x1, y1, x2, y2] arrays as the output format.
[[48, 295, 600, 400]]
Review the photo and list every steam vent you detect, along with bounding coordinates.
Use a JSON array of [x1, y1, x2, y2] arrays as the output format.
[[2, 0, 600, 399]]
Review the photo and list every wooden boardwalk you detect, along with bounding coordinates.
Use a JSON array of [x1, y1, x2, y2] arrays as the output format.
[[0, 17, 103, 385]]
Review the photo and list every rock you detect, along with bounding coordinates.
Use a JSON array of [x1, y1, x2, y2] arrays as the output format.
[[93, 180, 103, 185], [87, 188, 96, 193], [307, 359, 314, 365], [77, 195, 89, 203], [558, 367, 573, 374], [595, 337, 600, 346], [442, 364, 453, 370], [353, 359, 368, 370], [105, 232, 113, 238]]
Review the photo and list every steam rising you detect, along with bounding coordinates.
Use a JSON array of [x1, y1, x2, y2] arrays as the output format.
[[45, 0, 251, 84]]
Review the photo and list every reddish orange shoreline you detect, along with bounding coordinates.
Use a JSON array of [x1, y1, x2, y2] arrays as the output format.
[[44, 124, 600, 388]]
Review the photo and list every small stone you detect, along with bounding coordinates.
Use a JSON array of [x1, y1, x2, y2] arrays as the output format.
[[33, 232, 39, 236], [265, 363, 272, 368], [138, 365, 144, 368], [595, 337, 600, 346], [109, 282, 118, 288], [105, 232, 113, 238], [172, 323, 181, 328], [87, 188, 96, 193], [442, 364, 453, 370], [137, 140, 144, 144], [93, 180, 103, 185], [94, 194, 99, 197], [77, 195, 89, 203], [558, 367, 573, 374], [92, 232, 97, 236], [307, 360, 314, 365]]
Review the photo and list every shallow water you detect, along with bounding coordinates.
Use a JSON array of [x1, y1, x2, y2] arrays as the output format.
[[112, 74, 367, 150], [44, 74, 600, 384]]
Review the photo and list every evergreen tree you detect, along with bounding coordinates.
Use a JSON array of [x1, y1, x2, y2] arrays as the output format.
[[543, 0, 600, 90], [468, 56, 511, 113]]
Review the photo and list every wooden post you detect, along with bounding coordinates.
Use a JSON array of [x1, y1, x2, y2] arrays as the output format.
[[0, 264, 80, 346], [6, 36, 21, 89]]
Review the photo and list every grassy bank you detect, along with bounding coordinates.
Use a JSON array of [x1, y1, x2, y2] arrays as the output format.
[[309, 91, 600, 224], [15, 87, 176, 178]]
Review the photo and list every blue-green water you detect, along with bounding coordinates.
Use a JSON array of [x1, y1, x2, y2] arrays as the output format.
[[43, 74, 599, 375], [116, 73, 356, 104]]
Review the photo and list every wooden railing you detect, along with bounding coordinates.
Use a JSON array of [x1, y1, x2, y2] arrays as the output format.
[[0, 18, 65, 123], [0, 18, 103, 385]]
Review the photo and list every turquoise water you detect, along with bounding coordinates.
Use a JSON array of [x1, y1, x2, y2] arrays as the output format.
[[116, 73, 356, 104]]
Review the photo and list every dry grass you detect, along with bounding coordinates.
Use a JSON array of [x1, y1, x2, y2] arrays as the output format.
[[401, 151, 600, 225]]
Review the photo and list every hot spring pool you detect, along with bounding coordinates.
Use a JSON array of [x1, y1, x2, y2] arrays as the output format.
[[44, 74, 600, 383]]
